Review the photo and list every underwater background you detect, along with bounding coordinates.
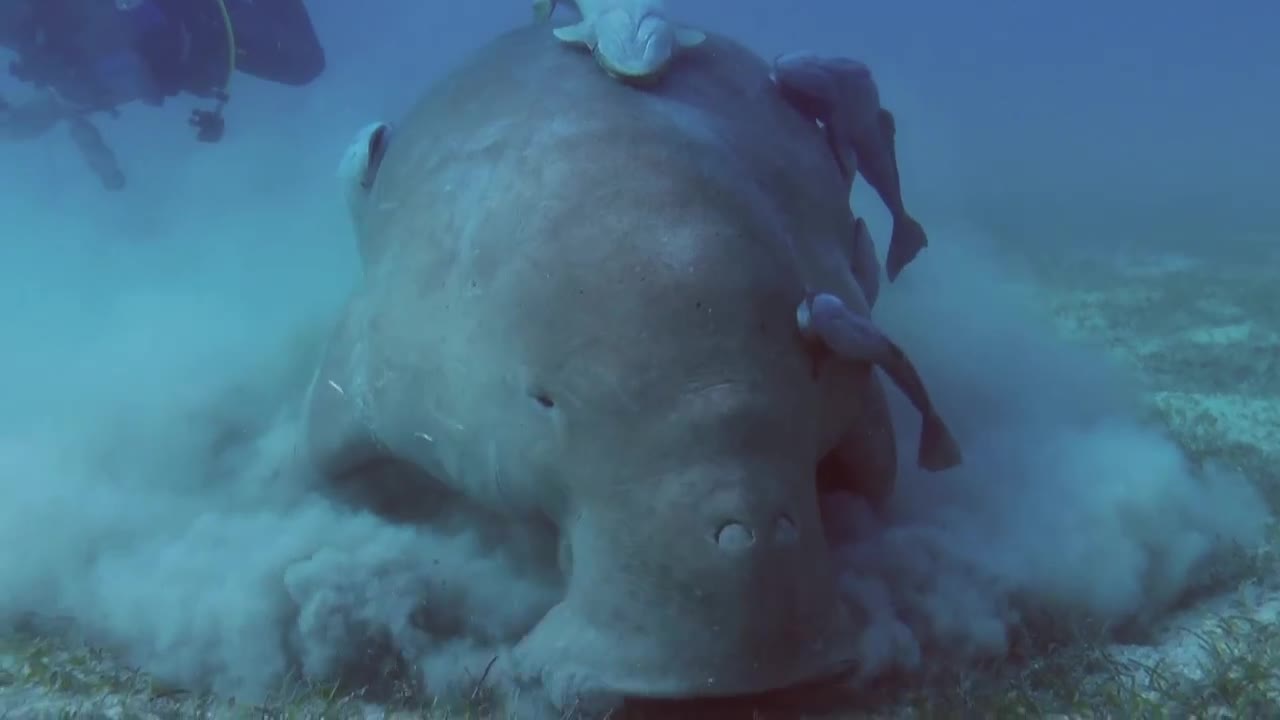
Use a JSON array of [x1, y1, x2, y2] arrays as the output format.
[[1, 0, 1277, 716]]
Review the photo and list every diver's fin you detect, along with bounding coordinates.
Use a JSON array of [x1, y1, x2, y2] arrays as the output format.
[[67, 115, 125, 191]]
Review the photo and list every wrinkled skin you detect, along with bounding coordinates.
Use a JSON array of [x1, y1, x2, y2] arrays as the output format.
[[304, 25, 904, 711]]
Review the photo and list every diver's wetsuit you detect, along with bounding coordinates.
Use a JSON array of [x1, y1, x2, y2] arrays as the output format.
[[0, 0, 325, 189]]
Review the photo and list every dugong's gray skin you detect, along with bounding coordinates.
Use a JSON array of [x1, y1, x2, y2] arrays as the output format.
[[302, 25, 918, 711]]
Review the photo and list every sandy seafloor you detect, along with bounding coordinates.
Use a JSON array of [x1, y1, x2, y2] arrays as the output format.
[[0, 214, 1276, 718]]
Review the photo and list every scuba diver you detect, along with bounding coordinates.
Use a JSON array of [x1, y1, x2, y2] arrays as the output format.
[[0, 0, 326, 190]]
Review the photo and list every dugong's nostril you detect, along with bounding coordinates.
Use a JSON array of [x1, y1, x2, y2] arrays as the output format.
[[774, 514, 799, 543], [714, 521, 755, 550]]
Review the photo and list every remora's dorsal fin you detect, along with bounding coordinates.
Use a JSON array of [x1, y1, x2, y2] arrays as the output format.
[[553, 20, 598, 48]]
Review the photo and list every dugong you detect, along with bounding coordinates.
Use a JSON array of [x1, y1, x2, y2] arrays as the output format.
[[535, 0, 706, 82], [304, 25, 953, 712]]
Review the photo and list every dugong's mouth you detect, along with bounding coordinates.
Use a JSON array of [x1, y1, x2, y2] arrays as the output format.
[[507, 486, 864, 711], [512, 595, 861, 712]]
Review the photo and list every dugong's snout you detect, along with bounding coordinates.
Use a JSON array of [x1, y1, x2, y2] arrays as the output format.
[[511, 457, 861, 709]]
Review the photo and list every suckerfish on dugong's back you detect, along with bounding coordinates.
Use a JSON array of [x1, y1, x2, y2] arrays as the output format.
[[534, 0, 706, 82], [771, 51, 930, 283], [300, 25, 941, 714], [796, 291, 961, 472]]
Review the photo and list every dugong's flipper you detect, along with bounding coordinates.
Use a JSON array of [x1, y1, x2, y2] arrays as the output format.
[[817, 372, 899, 507], [296, 303, 385, 489], [849, 217, 881, 309], [297, 303, 455, 523], [797, 292, 962, 472], [337, 121, 393, 230]]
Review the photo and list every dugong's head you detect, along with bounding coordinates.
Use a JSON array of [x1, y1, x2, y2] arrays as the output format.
[[347, 169, 868, 707], [319, 26, 891, 712], [478, 209, 865, 707]]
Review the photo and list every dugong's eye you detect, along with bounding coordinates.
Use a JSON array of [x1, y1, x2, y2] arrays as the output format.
[[530, 391, 556, 410]]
